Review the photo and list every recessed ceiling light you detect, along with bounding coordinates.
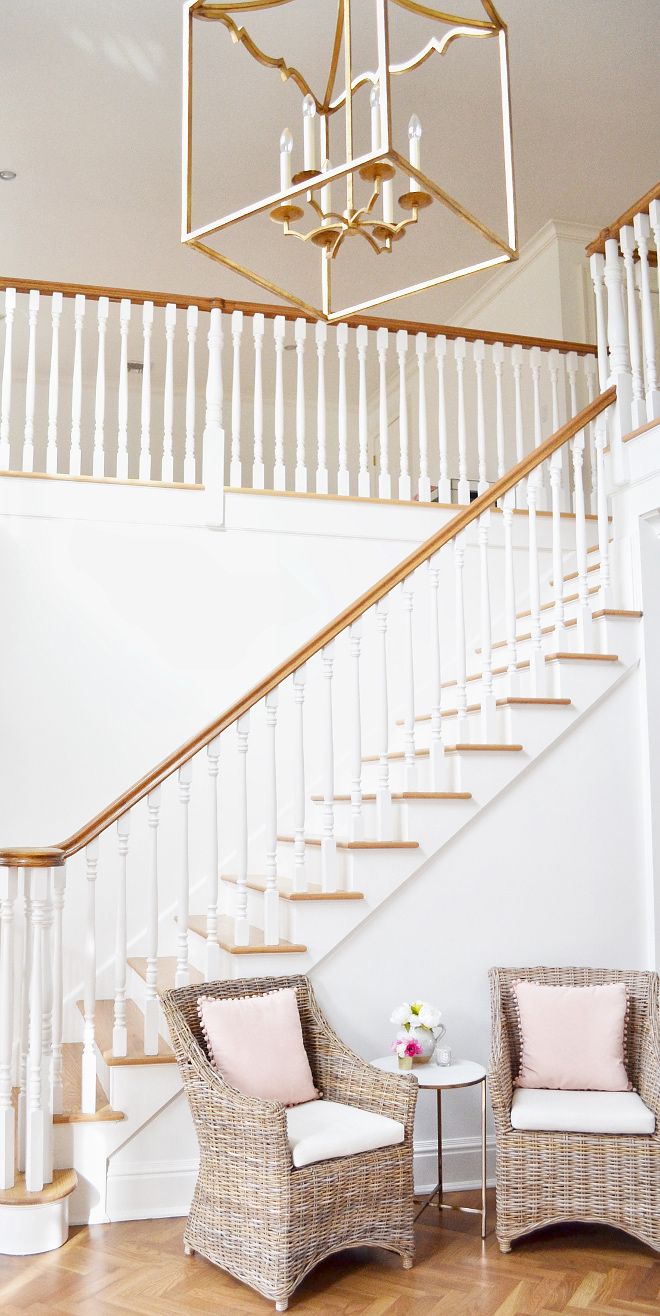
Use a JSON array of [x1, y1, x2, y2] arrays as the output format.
[[0, 171, 17, 181]]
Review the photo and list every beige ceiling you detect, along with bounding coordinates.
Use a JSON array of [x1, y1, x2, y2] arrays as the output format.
[[1, 1, 659, 328]]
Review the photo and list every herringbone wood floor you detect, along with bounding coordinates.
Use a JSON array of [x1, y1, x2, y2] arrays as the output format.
[[2, 1191, 660, 1315]]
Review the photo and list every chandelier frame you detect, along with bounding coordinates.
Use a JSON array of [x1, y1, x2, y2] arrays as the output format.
[[182, 0, 518, 322]]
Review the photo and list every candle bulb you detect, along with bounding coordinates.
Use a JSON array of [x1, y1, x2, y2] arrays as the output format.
[[370, 84, 380, 152], [302, 95, 316, 172], [280, 128, 293, 191], [321, 158, 332, 224], [408, 113, 422, 191]]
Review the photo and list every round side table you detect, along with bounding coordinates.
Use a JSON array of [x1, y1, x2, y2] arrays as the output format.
[[371, 1055, 487, 1238]]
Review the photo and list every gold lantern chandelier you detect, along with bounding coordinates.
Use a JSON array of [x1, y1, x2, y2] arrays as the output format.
[[182, 1, 518, 321]]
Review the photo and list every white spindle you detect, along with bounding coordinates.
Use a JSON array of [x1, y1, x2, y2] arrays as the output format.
[[81, 840, 99, 1114], [17, 872, 31, 1173], [357, 325, 370, 497], [493, 342, 505, 480], [527, 470, 545, 695], [25, 869, 48, 1192], [162, 303, 176, 482], [0, 287, 16, 469], [22, 289, 39, 473], [337, 322, 349, 495], [453, 531, 468, 741], [41, 880, 54, 1184], [548, 349, 561, 433], [595, 412, 611, 607], [321, 642, 337, 892], [479, 512, 495, 741], [206, 736, 221, 980], [292, 665, 308, 892], [397, 330, 411, 500], [315, 322, 328, 494], [235, 713, 250, 946], [176, 761, 193, 988], [529, 345, 546, 510], [113, 813, 130, 1058], [274, 315, 286, 490], [503, 490, 518, 694], [376, 327, 391, 499], [619, 226, 646, 429], [550, 445, 565, 645], [474, 340, 487, 494], [436, 336, 450, 503], [414, 332, 430, 502], [139, 301, 154, 481], [428, 552, 444, 788], [264, 689, 280, 945], [648, 200, 660, 411], [93, 297, 109, 479], [349, 620, 364, 841], [184, 305, 198, 484], [51, 867, 65, 1116], [455, 337, 469, 504], [203, 308, 224, 527], [634, 212, 660, 421], [252, 313, 265, 489], [295, 318, 308, 492], [230, 309, 243, 487], [589, 252, 609, 392], [511, 343, 525, 508], [376, 595, 392, 839], [116, 298, 131, 479], [0, 866, 17, 1188], [144, 785, 161, 1055], [584, 354, 598, 514], [46, 292, 63, 474], [604, 237, 634, 463], [402, 575, 417, 787], [572, 417, 592, 652]]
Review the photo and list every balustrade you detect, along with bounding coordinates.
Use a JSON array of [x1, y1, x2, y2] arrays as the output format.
[[0, 388, 615, 1189]]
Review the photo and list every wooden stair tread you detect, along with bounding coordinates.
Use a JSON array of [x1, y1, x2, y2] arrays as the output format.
[[550, 561, 601, 585], [127, 956, 204, 993], [220, 875, 363, 901], [311, 793, 376, 801], [439, 651, 618, 688], [444, 743, 523, 753], [0, 1167, 77, 1207], [187, 914, 307, 954], [496, 697, 571, 706], [54, 1042, 124, 1123], [277, 835, 419, 849], [516, 586, 599, 619], [475, 617, 577, 653], [391, 791, 472, 800], [410, 698, 569, 724], [592, 608, 642, 618], [545, 651, 618, 662], [363, 749, 430, 762], [76, 998, 175, 1066]]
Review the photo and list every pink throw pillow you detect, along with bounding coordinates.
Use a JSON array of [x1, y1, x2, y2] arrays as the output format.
[[513, 980, 631, 1091], [197, 987, 319, 1106]]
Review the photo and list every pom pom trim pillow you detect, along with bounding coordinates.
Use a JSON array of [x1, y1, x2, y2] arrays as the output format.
[[197, 987, 319, 1106], [513, 980, 631, 1091]]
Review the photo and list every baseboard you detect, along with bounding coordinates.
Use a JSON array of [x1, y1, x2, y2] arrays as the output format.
[[413, 1134, 496, 1195]]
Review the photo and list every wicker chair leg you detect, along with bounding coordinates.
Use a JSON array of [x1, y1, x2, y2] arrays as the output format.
[[275, 1301, 288, 1312], [184, 1243, 195, 1257], [402, 1256, 413, 1269], [498, 1241, 512, 1254]]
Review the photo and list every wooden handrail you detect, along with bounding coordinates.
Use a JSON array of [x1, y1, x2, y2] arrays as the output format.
[[0, 275, 597, 357], [585, 180, 660, 257], [0, 386, 612, 867]]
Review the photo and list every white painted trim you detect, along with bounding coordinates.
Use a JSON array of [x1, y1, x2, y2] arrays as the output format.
[[453, 220, 597, 328]]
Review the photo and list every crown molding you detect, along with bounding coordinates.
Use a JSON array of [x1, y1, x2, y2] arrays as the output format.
[[452, 219, 598, 328]]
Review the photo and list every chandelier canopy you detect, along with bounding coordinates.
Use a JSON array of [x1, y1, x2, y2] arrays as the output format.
[[183, 1, 518, 321]]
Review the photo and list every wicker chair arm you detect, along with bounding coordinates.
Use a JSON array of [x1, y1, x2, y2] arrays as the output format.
[[635, 983, 660, 1122], [305, 1005, 417, 1138], [488, 970, 514, 1134]]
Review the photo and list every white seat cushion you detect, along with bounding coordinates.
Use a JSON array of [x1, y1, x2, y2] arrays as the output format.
[[511, 1087, 656, 1135], [285, 1099, 405, 1168]]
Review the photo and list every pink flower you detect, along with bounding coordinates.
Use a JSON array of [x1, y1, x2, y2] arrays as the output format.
[[404, 1039, 423, 1057]]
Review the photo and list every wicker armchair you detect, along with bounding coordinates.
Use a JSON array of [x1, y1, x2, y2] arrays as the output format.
[[489, 966, 660, 1254], [161, 974, 417, 1311]]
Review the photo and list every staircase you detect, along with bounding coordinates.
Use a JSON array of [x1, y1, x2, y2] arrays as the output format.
[[2, 174, 660, 1252]]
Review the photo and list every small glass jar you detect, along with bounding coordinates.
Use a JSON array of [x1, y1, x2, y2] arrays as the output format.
[[436, 1046, 451, 1067]]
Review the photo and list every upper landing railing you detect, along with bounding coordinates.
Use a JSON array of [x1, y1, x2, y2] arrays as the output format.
[[586, 178, 660, 468], [0, 275, 598, 513]]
